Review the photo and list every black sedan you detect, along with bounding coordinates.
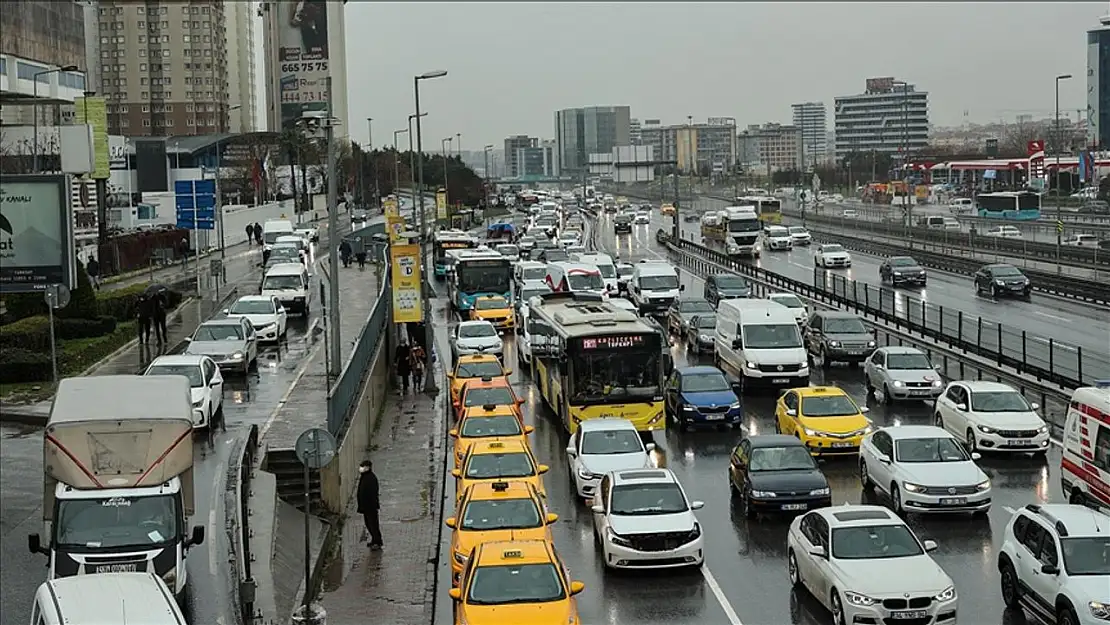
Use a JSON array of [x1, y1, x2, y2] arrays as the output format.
[[879, 256, 926, 287], [728, 435, 832, 518]]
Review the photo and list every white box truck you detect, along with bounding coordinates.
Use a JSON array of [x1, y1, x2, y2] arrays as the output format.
[[28, 375, 205, 600]]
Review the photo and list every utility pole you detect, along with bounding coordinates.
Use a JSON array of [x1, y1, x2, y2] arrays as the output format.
[[325, 78, 342, 377], [367, 117, 378, 209], [414, 70, 447, 393], [393, 129, 408, 192], [1055, 73, 1073, 270]]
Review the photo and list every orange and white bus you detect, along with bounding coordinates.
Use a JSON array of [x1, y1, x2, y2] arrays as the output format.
[[1061, 381, 1110, 510]]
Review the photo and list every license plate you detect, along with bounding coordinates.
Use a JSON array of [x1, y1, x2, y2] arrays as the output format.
[[781, 503, 807, 511], [1013, 439, 1034, 446], [771, 378, 790, 384], [96, 563, 138, 573], [890, 611, 929, 620], [831, 442, 855, 448], [705, 414, 725, 421], [940, 497, 966, 505], [847, 350, 863, 356]]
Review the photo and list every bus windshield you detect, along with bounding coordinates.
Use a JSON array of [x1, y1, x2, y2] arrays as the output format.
[[457, 260, 512, 295], [569, 334, 661, 404]]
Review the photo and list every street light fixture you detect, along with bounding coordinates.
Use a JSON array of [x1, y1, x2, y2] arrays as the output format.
[[414, 69, 447, 393], [32, 64, 80, 173], [1055, 74, 1073, 264], [442, 137, 453, 204]]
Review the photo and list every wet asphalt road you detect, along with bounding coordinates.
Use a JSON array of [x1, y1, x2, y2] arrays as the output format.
[[433, 206, 1073, 625]]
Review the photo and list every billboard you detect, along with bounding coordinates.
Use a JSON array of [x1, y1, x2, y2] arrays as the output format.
[[135, 140, 169, 192], [0, 175, 75, 293], [435, 189, 448, 220], [383, 196, 398, 217], [866, 77, 895, 92], [390, 243, 423, 323], [74, 96, 110, 179], [275, 0, 330, 131]]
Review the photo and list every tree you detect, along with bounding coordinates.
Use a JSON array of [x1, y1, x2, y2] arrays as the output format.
[[1001, 119, 1046, 157]]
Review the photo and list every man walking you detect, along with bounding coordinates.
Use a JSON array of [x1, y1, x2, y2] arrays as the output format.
[[85, 256, 101, 290], [356, 460, 383, 550], [394, 340, 412, 393], [137, 293, 153, 344], [253, 222, 263, 245], [151, 290, 169, 345], [245, 223, 255, 245]]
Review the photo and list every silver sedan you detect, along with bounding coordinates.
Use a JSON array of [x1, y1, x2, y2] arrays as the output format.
[[863, 346, 944, 402]]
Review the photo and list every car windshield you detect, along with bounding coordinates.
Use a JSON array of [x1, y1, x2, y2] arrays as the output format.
[[567, 273, 604, 290], [456, 361, 503, 379], [742, 324, 803, 349], [615, 215, 632, 223], [823, 317, 867, 334], [749, 446, 817, 472], [475, 297, 508, 311], [694, 315, 717, 329], [895, 437, 970, 463], [715, 275, 747, 289], [788, 227, 808, 235], [640, 274, 679, 290], [569, 343, 660, 403], [767, 227, 789, 236], [595, 264, 616, 278], [522, 267, 547, 281], [610, 483, 688, 515], [496, 245, 519, 255], [800, 395, 859, 417], [465, 452, 535, 479], [194, 324, 244, 341], [771, 294, 804, 308], [581, 430, 644, 455], [461, 498, 542, 530], [467, 563, 565, 605], [886, 352, 933, 370], [519, 236, 536, 245], [822, 245, 845, 253], [262, 275, 303, 291], [831, 525, 924, 560], [460, 415, 522, 437], [1061, 537, 1110, 576], [464, 387, 515, 407], [991, 266, 1023, 277], [681, 372, 732, 393], [617, 266, 634, 278], [146, 364, 203, 387], [269, 249, 300, 261], [970, 390, 1031, 412], [459, 324, 497, 338], [55, 494, 179, 549], [679, 300, 714, 314], [229, 300, 275, 315], [888, 257, 918, 267]]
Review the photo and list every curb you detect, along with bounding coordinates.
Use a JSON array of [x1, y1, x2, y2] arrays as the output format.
[[421, 368, 448, 624]]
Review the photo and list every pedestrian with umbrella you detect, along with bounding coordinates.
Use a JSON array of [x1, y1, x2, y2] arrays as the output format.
[[145, 284, 170, 345], [137, 292, 153, 344], [246, 223, 255, 245]]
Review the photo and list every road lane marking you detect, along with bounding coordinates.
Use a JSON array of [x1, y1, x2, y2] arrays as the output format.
[[209, 507, 219, 575], [1003, 506, 1016, 514], [1032, 311, 1072, 323], [702, 566, 745, 625]]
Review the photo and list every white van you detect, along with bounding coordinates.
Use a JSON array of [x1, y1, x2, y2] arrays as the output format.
[[261, 219, 296, 251], [261, 262, 310, 314], [948, 198, 974, 214], [31, 572, 186, 625], [714, 299, 810, 388], [628, 261, 682, 314], [275, 234, 309, 257], [574, 253, 618, 292], [921, 215, 960, 230], [544, 262, 607, 298], [1060, 382, 1110, 511]]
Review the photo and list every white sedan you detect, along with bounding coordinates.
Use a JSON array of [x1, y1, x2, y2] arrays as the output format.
[[144, 354, 223, 429], [814, 243, 852, 268], [860, 425, 991, 516], [566, 418, 655, 500], [787, 505, 957, 625], [932, 381, 1050, 455], [224, 295, 288, 342]]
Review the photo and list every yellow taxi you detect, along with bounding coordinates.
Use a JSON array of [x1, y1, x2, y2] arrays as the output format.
[[455, 377, 524, 423], [660, 202, 676, 215], [451, 404, 534, 468], [452, 439, 548, 502], [448, 539, 584, 625], [448, 354, 509, 406], [468, 295, 514, 330], [445, 481, 557, 587], [776, 386, 872, 456]]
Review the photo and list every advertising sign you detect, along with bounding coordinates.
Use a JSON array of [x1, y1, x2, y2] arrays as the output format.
[[435, 189, 448, 220], [866, 77, 895, 92], [384, 196, 399, 217], [74, 96, 109, 179], [274, 0, 330, 131], [0, 175, 75, 293], [387, 214, 406, 243], [390, 243, 423, 323]]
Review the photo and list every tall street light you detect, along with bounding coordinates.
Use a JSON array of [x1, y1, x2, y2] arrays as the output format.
[[483, 144, 494, 219], [393, 128, 408, 191], [441, 137, 453, 205], [892, 80, 911, 246], [407, 113, 426, 198], [1055, 73, 1073, 265], [367, 117, 378, 208], [32, 64, 79, 173], [414, 69, 447, 393]]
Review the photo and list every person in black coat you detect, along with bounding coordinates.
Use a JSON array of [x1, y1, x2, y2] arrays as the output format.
[[254, 222, 263, 245], [339, 240, 352, 267], [246, 223, 255, 245], [150, 290, 168, 345], [137, 293, 153, 344], [356, 460, 383, 549], [394, 341, 412, 393]]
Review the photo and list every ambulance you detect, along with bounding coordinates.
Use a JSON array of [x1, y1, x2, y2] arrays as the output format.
[[1060, 381, 1110, 510]]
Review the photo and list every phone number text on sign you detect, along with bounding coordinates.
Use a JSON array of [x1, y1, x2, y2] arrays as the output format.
[[282, 62, 328, 73]]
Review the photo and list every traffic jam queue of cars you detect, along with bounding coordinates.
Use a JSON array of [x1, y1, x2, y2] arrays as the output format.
[[436, 191, 1110, 625]]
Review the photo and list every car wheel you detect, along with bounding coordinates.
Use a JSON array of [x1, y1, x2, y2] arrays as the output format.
[[859, 461, 874, 491], [890, 483, 904, 515], [1059, 606, 1080, 625], [934, 414, 944, 430], [965, 428, 978, 453], [990, 284, 998, 298], [830, 590, 847, 625], [788, 549, 802, 588]]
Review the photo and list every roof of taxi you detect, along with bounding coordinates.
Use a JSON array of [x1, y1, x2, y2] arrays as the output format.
[[460, 403, 518, 418], [456, 353, 502, 365], [461, 377, 514, 390], [474, 539, 554, 563], [464, 480, 539, 500], [468, 438, 530, 454], [795, 386, 850, 396]]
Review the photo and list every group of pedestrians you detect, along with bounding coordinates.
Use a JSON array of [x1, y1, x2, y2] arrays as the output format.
[[338, 239, 368, 269], [137, 289, 169, 345], [393, 340, 426, 393], [245, 222, 264, 246]]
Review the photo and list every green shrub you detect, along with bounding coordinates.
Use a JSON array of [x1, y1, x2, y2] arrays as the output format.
[[56, 264, 99, 320], [0, 348, 52, 384], [54, 316, 118, 340], [0, 315, 51, 351]]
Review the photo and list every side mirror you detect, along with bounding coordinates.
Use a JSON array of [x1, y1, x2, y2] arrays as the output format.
[[731, 382, 744, 396], [448, 429, 459, 438], [731, 339, 743, 349], [878, 454, 892, 465], [860, 406, 870, 414], [210, 380, 220, 388], [569, 581, 585, 596], [786, 408, 797, 417], [956, 403, 968, 411], [524, 425, 534, 434], [679, 284, 686, 292], [923, 539, 938, 553], [504, 368, 513, 376], [222, 308, 229, 314], [971, 452, 982, 460], [451, 469, 461, 478], [448, 588, 462, 601], [445, 517, 457, 528], [537, 464, 550, 474], [1030, 402, 1040, 411], [808, 545, 827, 559], [1041, 563, 1060, 575], [546, 512, 559, 525], [591, 504, 605, 514], [645, 442, 656, 452], [566, 447, 577, 457], [187, 525, 206, 547], [690, 500, 705, 510], [183, 337, 192, 342], [28, 533, 47, 556], [872, 364, 884, 370], [933, 364, 942, 371]]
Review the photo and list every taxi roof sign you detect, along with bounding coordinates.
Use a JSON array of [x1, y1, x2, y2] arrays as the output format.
[[502, 549, 523, 558], [492, 481, 510, 491], [483, 404, 497, 411], [487, 441, 505, 448]]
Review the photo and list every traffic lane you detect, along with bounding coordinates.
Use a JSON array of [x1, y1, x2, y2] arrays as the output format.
[[0, 425, 48, 625]]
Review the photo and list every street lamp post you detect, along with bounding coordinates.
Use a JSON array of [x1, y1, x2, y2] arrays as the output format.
[[892, 80, 911, 246], [407, 113, 424, 196], [32, 65, 79, 173], [456, 132, 462, 157], [366, 117, 377, 208], [1055, 73, 1073, 267], [414, 69, 448, 393], [393, 129, 408, 191], [441, 137, 453, 204], [483, 144, 494, 220]]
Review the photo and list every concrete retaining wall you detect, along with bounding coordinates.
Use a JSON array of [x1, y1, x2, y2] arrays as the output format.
[[215, 200, 297, 250]]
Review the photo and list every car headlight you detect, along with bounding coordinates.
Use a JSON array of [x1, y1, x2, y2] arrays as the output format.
[[1038, 425, 1049, 433], [745, 361, 758, 369], [682, 405, 696, 412], [803, 428, 822, 437], [902, 482, 925, 493], [751, 490, 777, 498], [892, 380, 905, 387], [976, 425, 995, 434], [934, 586, 956, 602], [976, 480, 991, 491], [607, 528, 632, 547], [827, 340, 841, 348], [893, 271, 903, 276], [730, 402, 741, 410], [809, 487, 831, 496], [690, 522, 701, 539], [578, 468, 599, 480], [1089, 601, 1110, 620], [844, 591, 878, 607], [231, 351, 244, 360], [699, 334, 712, 342], [932, 380, 943, 388], [995, 279, 1006, 285], [454, 551, 468, 565], [867, 340, 876, 348]]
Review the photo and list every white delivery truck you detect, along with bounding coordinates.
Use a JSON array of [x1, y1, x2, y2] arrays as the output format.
[[28, 375, 205, 600], [261, 219, 296, 252]]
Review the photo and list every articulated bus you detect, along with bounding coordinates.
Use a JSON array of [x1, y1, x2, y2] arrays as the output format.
[[433, 230, 478, 278], [445, 247, 513, 312], [528, 292, 666, 436], [976, 191, 1042, 221], [736, 196, 783, 225]]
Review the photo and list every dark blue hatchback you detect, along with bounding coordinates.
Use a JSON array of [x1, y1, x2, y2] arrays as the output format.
[[664, 366, 743, 430]]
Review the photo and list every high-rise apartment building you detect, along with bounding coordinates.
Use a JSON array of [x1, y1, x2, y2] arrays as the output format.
[[503, 134, 536, 177], [225, 2, 258, 132], [1088, 16, 1110, 148], [94, 1, 234, 136], [638, 119, 736, 174], [629, 118, 642, 145], [736, 123, 802, 173], [792, 102, 828, 167], [834, 77, 929, 161], [0, 0, 88, 127], [554, 105, 631, 172]]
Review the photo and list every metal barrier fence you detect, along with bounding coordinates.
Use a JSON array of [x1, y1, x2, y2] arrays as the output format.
[[326, 274, 392, 435], [228, 423, 259, 625]]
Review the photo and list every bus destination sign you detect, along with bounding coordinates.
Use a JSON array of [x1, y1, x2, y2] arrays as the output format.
[[579, 335, 646, 350]]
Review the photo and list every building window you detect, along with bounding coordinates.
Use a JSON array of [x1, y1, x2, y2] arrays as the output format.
[[183, 35, 190, 43], [187, 117, 195, 126], [141, 77, 148, 85], [100, 36, 109, 44], [202, 35, 210, 43], [166, 119, 173, 127], [140, 63, 147, 71], [143, 119, 151, 127], [141, 91, 148, 98], [137, 20, 145, 28], [114, 36, 124, 43], [142, 104, 150, 112], [137, 6, 144, 14], [162, 35, 169, 43], [182, 6, 189, 13], [201, 6, 209, 14], [164, 104, 173, 112], [120, 105, 128, 113], [192, 20, 199, 28], [121, 118, 130, 127]]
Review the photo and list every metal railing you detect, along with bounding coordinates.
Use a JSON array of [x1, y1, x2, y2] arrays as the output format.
[[326, 274, 392, 435], [228, 423, 259, 624]]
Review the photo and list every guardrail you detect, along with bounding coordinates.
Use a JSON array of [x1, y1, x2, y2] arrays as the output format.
[[228, 423, 259, 625], [813, 201, 1110, 235], [326, 274, 392, 435], [663, 233, 1106, 389]]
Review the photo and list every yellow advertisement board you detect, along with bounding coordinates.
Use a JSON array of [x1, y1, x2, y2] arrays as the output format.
[[388, 214, 406, 243], [74, 96, 109, 179], [435, 190, 448, 220], [390, 243, 423, 323], [384, 196, 398, 217]]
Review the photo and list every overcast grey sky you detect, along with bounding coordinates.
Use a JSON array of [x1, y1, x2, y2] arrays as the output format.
[[345, 2, 1105, 148]]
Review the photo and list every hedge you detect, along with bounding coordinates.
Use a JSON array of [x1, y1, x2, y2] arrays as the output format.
[[0, 348, 53, 384], [1, 275, 182, 324], [97, 284, 183, 322], [0, 321, 139, 384], [0, 315, 118, 352]]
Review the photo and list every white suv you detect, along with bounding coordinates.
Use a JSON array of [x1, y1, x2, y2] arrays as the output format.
[[998, 504, 1110, 625], [590, 468, 704, 570]]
